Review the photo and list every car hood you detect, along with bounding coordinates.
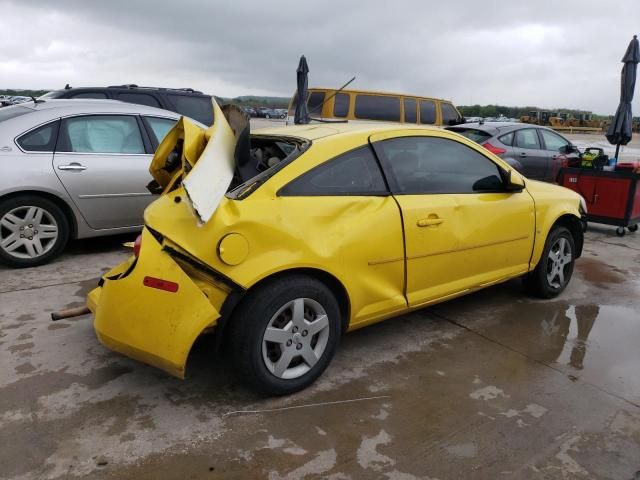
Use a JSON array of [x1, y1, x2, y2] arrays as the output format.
[[148, 100, 237, 224]]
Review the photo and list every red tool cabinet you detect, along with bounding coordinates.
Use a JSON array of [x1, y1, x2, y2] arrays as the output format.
[[558, 167, 640, 236]]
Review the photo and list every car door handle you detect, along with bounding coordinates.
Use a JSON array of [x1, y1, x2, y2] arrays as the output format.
[[519, 152, 527, 157], [417, 217, 444, 227], [58, 163, 87, 171]]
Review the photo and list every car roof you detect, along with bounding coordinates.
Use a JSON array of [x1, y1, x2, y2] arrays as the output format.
[[0, 99, 184, 137], [254, 122, 443, 141], [14, 98, 180, 115], [308, 87, 454, 104]]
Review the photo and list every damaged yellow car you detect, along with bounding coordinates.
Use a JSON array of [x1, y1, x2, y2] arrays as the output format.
[[88, 101, 585, 395]]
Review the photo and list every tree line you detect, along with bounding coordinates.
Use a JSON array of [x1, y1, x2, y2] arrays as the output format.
[[458, 104, 609, 120]]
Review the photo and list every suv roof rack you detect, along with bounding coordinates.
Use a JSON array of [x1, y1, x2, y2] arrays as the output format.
[[105, 84, 203, 94]]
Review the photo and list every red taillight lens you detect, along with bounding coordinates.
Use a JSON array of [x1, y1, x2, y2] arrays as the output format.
[[133, 234, 142, 258], [482, 142, 506, 155], [143, 276, 179, 293]]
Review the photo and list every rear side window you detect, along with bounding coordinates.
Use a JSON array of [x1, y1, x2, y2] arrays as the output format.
[[280, 146, 387, 196], [0, 106, 31, 123], [420, 100, 436, 124], [515, 129, 541, 149], [441, 103, 461, 125], [333, 93, 349, 117], [17, 121, 59, 152], [167, 94, 213, 125], [59, 115, 145, 154], [354, 95, 400, 122], [448, 128, 492, 144], [71, 92, 108, 99], [404, 98, 417, 123], [144, 116, 176, 146], [116, 92, 162, 108], [307, 91, 326, 116], [499, 132, 514, 146]]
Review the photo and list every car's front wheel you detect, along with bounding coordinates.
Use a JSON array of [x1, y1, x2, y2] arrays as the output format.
[[230, 275, 341, 395], [524, 225, 575, 298], [0, 195, 69, 268]]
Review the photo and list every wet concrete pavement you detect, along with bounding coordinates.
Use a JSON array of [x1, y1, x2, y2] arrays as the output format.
[[1, 226, 639, 479]]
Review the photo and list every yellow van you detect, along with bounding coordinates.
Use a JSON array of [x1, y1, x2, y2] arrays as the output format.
[[287, 88, 462, 126]]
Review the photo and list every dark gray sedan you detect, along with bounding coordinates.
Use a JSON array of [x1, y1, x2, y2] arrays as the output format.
[[447, 122, 579, 182]]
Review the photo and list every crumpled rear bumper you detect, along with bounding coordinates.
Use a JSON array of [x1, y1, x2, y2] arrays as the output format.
[[88, 228, 222, 378]]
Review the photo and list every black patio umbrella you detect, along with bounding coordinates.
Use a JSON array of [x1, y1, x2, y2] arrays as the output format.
[[606, 35, 640, 160], [294, 55, 310, 125]]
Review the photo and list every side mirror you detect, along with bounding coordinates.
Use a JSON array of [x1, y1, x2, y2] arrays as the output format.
[[560, 144, 579, 155], [500, 167, 525, 192]]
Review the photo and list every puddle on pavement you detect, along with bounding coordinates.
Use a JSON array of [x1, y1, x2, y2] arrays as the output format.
[[576, 257, 626, 285], [461, 300, 640, 404]]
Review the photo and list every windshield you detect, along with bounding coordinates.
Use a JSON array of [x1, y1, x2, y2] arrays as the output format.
[[0, 105, 32, 123]]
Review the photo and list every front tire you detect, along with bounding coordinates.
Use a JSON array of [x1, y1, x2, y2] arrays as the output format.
[[524, 226, 575, 298], [0, 195, 70, 268], [230, 275, 341, 395]]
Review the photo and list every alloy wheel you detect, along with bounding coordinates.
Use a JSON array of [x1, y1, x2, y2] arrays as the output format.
[[261, 297, 330, 380], [0, 206, 59, 259], [546, 237, 572, 289]]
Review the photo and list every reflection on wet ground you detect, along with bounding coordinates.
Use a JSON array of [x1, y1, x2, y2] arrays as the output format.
[[438, 296, 640, 405]]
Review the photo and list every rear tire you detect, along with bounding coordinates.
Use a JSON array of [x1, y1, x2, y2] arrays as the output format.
[[0, 195, 70, 268], [229, 275, 341, 395], [616, 227, 626, 237], [524, 226, 575, 298], [628, 224, 638, 233]]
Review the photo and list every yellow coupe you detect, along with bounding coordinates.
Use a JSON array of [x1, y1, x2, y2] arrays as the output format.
[[88, 103, 585, 395]]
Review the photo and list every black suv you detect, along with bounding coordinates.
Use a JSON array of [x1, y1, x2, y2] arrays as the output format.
[[40, 84, 214, 125]]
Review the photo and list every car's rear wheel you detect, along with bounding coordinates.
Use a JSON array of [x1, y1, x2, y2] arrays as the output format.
[[0, 195, 69, 268], [230, 275, 341, 395], [523, 225, 575, 298]]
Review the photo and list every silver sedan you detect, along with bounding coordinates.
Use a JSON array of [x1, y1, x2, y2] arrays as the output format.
[[0, 99, 191, 267]]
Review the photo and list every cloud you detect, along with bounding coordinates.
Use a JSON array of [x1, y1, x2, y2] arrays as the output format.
[[1, 0, 638, 114]]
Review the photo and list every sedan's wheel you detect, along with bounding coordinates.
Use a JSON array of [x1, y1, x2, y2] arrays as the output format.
[[629, 224, 638, 233], [230, 275, 341, 395], [546, 236, 572, 289], [262, 298, 330, 379], [0, 196, 69, 268], [524, 225, 575, 298]]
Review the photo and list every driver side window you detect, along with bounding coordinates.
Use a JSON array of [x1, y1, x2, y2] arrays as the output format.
[[376, 136, 504, 194]]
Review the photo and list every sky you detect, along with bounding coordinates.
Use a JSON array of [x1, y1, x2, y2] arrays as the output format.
[[1, 0, 638, 115]]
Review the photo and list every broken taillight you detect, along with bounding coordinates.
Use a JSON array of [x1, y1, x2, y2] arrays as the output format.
[[482, 142, 506, 155], [133, 234, 142, 258]]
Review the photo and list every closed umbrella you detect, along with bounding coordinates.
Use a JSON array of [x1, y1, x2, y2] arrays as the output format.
[[606, 35, 640, 161], [294, 55, 310, 125]]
